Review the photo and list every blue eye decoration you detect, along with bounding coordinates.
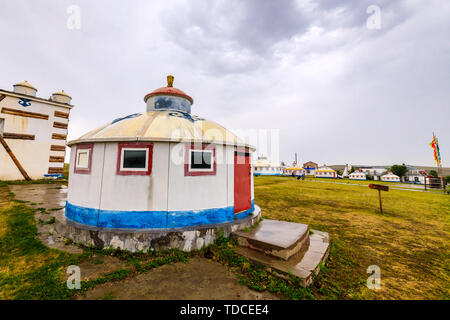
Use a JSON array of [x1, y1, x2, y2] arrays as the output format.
[[18, 98, 31, 107], [111, 113, 142, 124], [168, 111, 204, 122]]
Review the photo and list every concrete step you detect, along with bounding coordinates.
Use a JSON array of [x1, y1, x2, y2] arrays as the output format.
[[232, 219, 310, 260], [235, 230, 330, 287]]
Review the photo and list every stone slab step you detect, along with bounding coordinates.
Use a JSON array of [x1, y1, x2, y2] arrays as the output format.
[[232, 219, 309, 260], [235, 230, 330, 287]]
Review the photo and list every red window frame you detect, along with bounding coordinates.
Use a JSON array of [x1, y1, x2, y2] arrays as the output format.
[[74, 144, 94, 174], [184, 143, 216, 176], [116, 142, 153, 176]]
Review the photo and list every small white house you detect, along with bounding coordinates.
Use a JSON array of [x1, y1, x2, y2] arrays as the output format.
[[381, 172, 400, 182], [253, 156, 283, 176], [65, 76, 256, 229], [0, 81, 73, 180], [349, 171, 367, 180], [315, 165, 337, 178]]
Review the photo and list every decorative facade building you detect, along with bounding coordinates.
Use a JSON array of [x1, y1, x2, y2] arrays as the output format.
[[0, 81, 73, 180]]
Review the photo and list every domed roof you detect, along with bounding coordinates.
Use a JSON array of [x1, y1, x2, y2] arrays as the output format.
[[68, 110, 254, 149], [144, 75, 193, 104], [52, 89, 71, 98], [13, 80, 36, 90]]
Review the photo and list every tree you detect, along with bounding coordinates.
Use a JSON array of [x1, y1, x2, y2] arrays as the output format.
[[429, 170, 438, 177], [349, 167, 359, 174], [445, 176, 450, 184], [390, 164, 408, 179]]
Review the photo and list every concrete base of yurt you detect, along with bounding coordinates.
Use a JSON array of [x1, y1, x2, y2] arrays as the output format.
[[54, 206, 262, 252]]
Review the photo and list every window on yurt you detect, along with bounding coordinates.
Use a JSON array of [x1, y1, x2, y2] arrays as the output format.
[[190, 150, 212, 170], [74, 144, 93, 174], [185, 144, 216, 176], [117, 142, 153, 175]]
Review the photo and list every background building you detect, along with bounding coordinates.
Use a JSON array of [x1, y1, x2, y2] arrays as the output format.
[[315, 165, 337, 178], [349, 171, 367, 180], [253, 155, 283, 176], [381, 172, 400, 182], [303, 161, 318, 176], [0, 81, 73, 180]]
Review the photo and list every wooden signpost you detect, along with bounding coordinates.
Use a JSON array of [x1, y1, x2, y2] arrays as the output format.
[[369, 184, 389, 213]]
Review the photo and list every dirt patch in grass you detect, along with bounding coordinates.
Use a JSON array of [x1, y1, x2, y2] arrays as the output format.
[[79, 257, 278, 300]]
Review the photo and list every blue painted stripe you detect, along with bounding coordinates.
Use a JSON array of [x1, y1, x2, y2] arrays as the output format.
[[65, 200, 255, 229], [44, 174, 63, 179], [235, 200, 255, 219], [253, 173, 281, 176]]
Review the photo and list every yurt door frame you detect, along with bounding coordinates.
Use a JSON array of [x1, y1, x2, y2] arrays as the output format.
[[234, 149, 251, 214]]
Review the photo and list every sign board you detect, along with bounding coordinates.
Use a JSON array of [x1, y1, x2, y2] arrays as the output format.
[[369, 184, 389, 192], [369, 184, 388, 213]]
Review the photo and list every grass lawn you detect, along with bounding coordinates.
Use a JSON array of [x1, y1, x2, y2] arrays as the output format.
[[254, 176, 450, 299], [0, 176, 448, 300]]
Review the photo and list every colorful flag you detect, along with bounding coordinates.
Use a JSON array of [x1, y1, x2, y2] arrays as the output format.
[[435, 136, 442, 165], [429, 134, 442, 166]]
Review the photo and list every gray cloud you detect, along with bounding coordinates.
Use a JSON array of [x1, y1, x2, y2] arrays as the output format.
[[0, 0, 448, 167], [160, 0, 415, 74]]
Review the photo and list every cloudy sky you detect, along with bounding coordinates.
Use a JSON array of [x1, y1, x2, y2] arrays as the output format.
[[0, 0, 448, 167]]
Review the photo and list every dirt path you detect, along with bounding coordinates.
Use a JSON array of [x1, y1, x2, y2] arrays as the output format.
[[79, 257, 278, 300]]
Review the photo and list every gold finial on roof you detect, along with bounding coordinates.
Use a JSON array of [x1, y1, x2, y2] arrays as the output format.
[[167, 75, 174, 87]]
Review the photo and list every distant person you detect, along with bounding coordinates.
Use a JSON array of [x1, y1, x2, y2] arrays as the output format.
[[302, 174, 305, 180]]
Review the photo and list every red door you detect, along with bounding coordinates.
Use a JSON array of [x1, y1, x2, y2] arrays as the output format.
[[234, 150, 251, 214]]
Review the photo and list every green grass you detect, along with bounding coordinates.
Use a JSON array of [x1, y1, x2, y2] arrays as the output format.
[[0, 187, 190, 299], [254, 176, 450, 299], [0, 200, 78, 299], [1, 176, 448, 300]]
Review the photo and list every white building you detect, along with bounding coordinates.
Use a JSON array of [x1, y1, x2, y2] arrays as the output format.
[[0, 81, 73, 180], [253, 155, 283, 176], [349, 171, 367, 180], [65, 76, 256, 229], [402, 166, 427, 184], [381, 172, 400, 182], [315, 165, 337, 178]]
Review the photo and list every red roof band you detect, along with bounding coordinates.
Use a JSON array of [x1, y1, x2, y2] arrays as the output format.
[[144, 86, 194, 104]]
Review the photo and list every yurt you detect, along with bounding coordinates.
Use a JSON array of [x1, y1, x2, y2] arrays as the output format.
[[349, 171, 367, 180], [283, 167, 306, 176], [315, 165, 337, 178], [58, 76, 260, 252], [381, 172, 400, 182], [253, 155, 283, 176]]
